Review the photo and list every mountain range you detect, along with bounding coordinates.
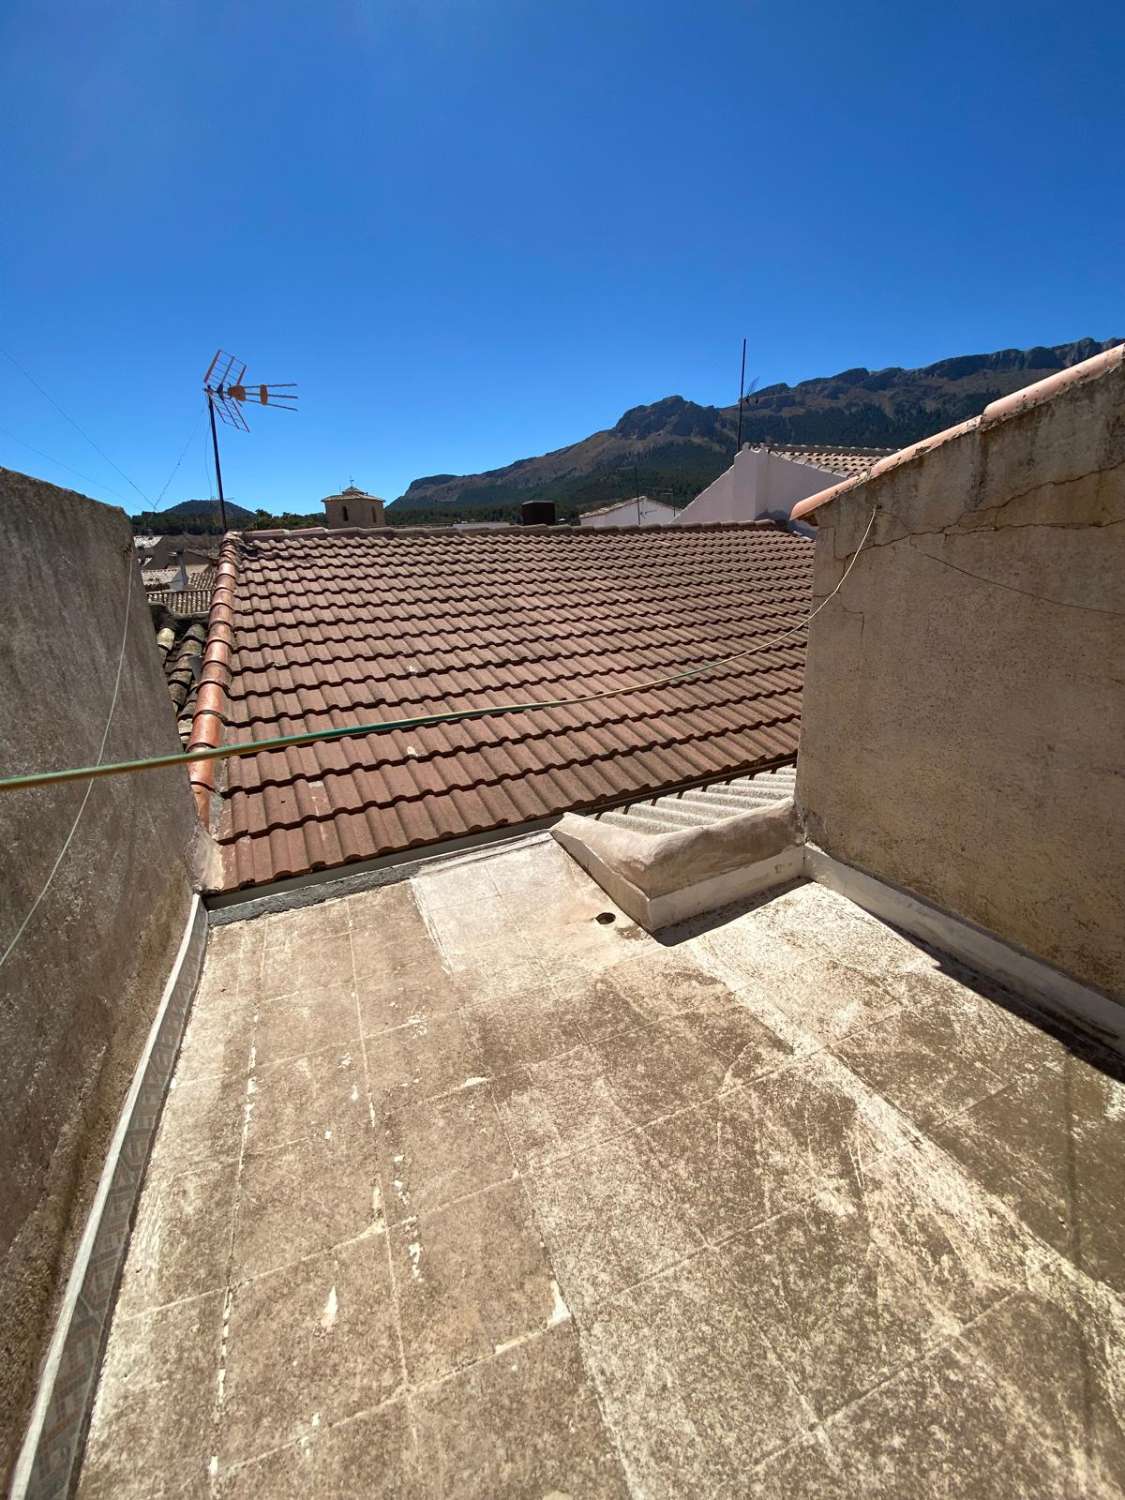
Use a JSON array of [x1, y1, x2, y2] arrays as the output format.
[[392, 338, 1119, 520]]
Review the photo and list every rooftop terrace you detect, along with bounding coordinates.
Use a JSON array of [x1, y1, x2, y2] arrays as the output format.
[[6, 346, 1123, 1495], [77, 837, 1125, 1498]]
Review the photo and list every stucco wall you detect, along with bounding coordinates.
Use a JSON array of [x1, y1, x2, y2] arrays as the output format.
[[324, 494, 385, 527], [579, 499, 678, 528], [0, 470, 201, 1482], [761, 449, 843, 514], [676, 445, 837, 525], [795, 351, 1125, 1002]]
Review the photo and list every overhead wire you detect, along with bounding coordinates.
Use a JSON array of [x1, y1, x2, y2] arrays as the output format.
[[2, 347, 209, 517], [1, 345, 152, 506], [0, 508, 878, 795], [0, 424, 134, 505], [149, 404, 208, 511]]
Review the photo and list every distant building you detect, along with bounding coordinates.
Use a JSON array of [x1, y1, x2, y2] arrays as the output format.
[[134, 533, 219, 572], [674, 443, 893, 526], [321, 485, 386, 528], [579, 495, 678, 528], [135, 533, 218, 604]]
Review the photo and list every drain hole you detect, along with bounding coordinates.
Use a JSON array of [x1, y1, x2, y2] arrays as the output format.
[[595, 911, 616, 925]]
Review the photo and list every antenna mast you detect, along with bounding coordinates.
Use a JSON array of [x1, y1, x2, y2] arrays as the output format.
[[202, 350, 298, 533], [206, 391, 229, 533], [735, 337, 747, 455]]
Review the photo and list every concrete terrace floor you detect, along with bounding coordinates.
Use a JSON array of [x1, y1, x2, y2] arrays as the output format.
[[79, 837, 1125, 1498]]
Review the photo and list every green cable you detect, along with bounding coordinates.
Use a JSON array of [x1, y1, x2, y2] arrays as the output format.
[[0, 510, 874, 796], [0, 645, 781, 793]]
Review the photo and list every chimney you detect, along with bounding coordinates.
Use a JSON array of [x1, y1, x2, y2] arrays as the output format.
[[520, 500, 556, 527], [172, 550, 189, 593]]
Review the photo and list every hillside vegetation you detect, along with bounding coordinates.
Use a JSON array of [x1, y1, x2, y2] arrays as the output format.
[[131, 498, 256, 533], [392, 338, 1119, 521]]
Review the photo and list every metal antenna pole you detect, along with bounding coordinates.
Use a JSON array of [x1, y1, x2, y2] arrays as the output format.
[[207, 392, 229, 533], [735, 337, 747, 455]]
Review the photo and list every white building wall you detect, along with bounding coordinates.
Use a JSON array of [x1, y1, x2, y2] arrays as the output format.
[[762, 449, 843, 513], [579, 498, 678, 528], [674, 446, 839, 526]]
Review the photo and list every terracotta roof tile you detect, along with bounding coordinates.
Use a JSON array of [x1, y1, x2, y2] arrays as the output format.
[[768, 443, 895, 477], [153, 610, 209, 745], [195, 524, 815, 889], [145, 574, 216, 614]]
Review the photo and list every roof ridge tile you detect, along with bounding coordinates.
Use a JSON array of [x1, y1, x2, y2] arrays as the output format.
[[187, 534, 244, 820]]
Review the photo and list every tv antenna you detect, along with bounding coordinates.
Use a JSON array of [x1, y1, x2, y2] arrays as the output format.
[[734, 337, 759, 456], [203, 350, 298, 531]]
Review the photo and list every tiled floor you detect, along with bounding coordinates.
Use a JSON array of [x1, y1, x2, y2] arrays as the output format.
[[78, 838, 1125, 1497]]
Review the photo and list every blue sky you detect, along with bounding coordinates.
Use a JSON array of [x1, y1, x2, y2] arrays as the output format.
[[2, 1, 1122, 515]]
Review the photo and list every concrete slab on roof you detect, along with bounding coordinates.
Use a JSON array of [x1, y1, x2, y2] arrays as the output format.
[[76, 839, 1125, 1498], [556, 794, 804, 930]]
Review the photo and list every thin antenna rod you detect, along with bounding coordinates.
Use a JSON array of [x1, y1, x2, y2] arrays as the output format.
[[207, 392, 229, 533], [735, 336, 747, 455]]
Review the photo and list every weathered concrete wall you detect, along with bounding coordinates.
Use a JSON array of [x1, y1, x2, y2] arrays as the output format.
[[795, 349, 1125, 1002], [0, 470, 201, 1482]]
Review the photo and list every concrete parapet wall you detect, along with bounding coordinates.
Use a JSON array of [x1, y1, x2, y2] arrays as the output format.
[[0, 470, 200, 1483], [794, 347, 1125, 1003]]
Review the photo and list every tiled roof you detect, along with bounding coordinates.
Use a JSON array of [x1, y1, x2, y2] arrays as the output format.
[[143, 563, 213, 589], [768, 443, 895, 477], [145, 570, 217, 613], [191, 522, 814, 890], [154, 614, 208, 744], [135, 534, 221, 570]]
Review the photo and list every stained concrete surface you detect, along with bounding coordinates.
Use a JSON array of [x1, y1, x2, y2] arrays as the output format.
[[79, 838, 1125, 1497], [1, 471, 201, 1483]]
